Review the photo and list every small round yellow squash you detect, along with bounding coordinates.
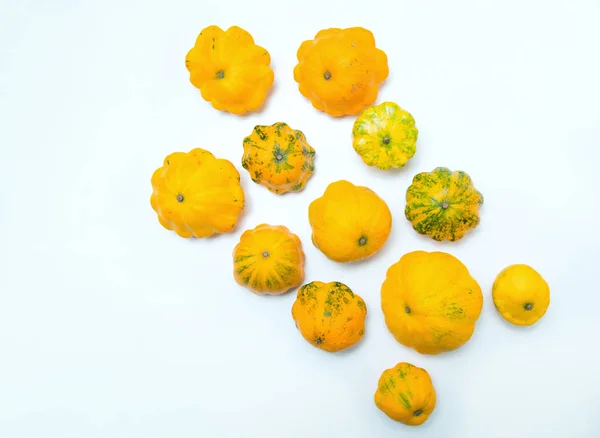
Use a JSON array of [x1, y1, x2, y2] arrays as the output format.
[[492, 264, 550, 326], [308, 180, 392, 263], [291, 281, 367, 352], [352, 102, 418, 170], [185, 25, 274, 114], [381, 251, 483, 354], [374, 362, 436, 426], [242, 122, 316, 194], [150, 148, 244, 238], [233, 224, 305, 295]]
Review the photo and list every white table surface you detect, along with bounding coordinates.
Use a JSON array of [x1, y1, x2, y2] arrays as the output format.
[[1, 1, 599, 437]]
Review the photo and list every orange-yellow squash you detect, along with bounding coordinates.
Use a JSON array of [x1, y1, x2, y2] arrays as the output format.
[[308, 180, 392, 263], [242, 122, 315, 194], [381, 251, 483, 354], [293, 27, 388, 116], [233, 224, 305, 295], [150, 148, 244, 238], [374, 362, 437, 426], [492, 264, 550, 326], [291, 281, 367, 352], [185, 25, 274, 115]]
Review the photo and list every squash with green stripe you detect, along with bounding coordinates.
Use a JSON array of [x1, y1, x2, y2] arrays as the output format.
[[242, 122, 315, 194], [233, 224, 305, 295], [374, 362, 436, 426], [352, 102, 418, 170], [405, 167, 483, 242], [291, 281, 367, 352]]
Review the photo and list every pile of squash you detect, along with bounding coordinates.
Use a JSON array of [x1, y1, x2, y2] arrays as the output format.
[[151, 25, 551, 426]]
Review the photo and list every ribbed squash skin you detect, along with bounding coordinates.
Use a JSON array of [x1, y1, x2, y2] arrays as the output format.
[[150, 148, 244, 238], [381, 251, 483, 354], [405, 167, 483, 242], [352, 102, 418, 170], [292, 281, 367, 352], [185, 25, 274, 114], [242, 122, 315, 194], [233, 224, 305, 295], [293, 27, 388, 116], [374, 362, 437, 426]]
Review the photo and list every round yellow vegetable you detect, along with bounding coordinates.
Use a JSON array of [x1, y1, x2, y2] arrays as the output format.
[[374, 362, 436, 426], [492, 264, 550, 326]]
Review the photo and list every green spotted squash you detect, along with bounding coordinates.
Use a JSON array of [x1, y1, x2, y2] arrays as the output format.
[[242, 122, 315, 194], [405, 167, 484, 242], [352, 102, 418, 170], [233, 224, 305, 295]]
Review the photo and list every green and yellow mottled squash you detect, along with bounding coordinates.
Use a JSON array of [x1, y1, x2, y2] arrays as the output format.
[[352, 102, 418, 170], [381, 251, 483, 354], [242, 123, 315, 194], [374, 362, 436, 426], [150, 148, 244, 238], [233, 224, 305, 295], [291, 281, 367, 352], [405, 167, 483, 242]]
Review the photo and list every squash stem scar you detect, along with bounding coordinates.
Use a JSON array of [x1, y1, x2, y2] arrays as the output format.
[[324, 71, 331, 80], [216, 70, 225, 79], [524, 302, 533, 311], [262, 251, 270, 258], [382, 136, 391, 145], [405, 305, 411, 314], [441, 202, 449, 209], [176, 194, 184, 203], [413, 409, 423, 417], [358, 237, 367, 246]]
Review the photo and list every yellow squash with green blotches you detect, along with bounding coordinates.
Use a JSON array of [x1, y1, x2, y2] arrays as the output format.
[[492, 264, 550, 326], [291, 281, 367, 352], [374, 362, 436, 426], [308, 180, 392, 263], [242, 123, 315, 194], [150, 148, 244, 238], [185, 25, 274, 114], [352, 102, 418, 170], [405, 167, 484, 241], [381, 251, 483, 354], [233, 224, 305, 295]]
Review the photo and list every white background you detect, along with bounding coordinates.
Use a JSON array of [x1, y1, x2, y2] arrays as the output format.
[[1, 0, 600, 437]]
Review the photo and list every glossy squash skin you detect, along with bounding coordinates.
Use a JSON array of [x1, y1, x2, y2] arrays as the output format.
[[291, 281, 367, 352], [381, 251, 483, 354], [352, 102, 418, 170], [492, 264, 550, 326], [293, 27, 388, 116], [405, 167, 484, 242], [308, 180, 392, 263], [185, 25, 274, 114], [233, 224, 305, 295], [242, 122, 315, 194], [374, 362, 437, 426], [150, 148, 244, 238]]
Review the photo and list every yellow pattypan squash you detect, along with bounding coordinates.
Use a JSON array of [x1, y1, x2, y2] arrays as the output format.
[[308, 180, 392, 263], [381, 251, 483, 354], [293, 27, 388, 116], [291, 281, 367, 352], [492, 264, 550, 326], [352, 102, 418, 170], [233, 224, 305, 295], [374, 362, 437, 426], [242, 122, 315, 194], [185, 25, 274, 115], [150, 148, 244, 238], [405, 167, 484, 242]]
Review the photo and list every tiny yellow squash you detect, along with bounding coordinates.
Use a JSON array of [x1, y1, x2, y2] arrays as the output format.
[[185, 25, 274, 114], [292, 281, 367, 352], [352, 102, 418, 170], [492, 264, 550, 326], [381, 251, 483, 354], [293, 27, 388, 116], [374, 362, 436, 426], [233, 224, 305, 295], [242, 122, 316, 194], [308, 180, 392, 263], [405, 167, 484, 242], [150, 148, 244, 238]]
